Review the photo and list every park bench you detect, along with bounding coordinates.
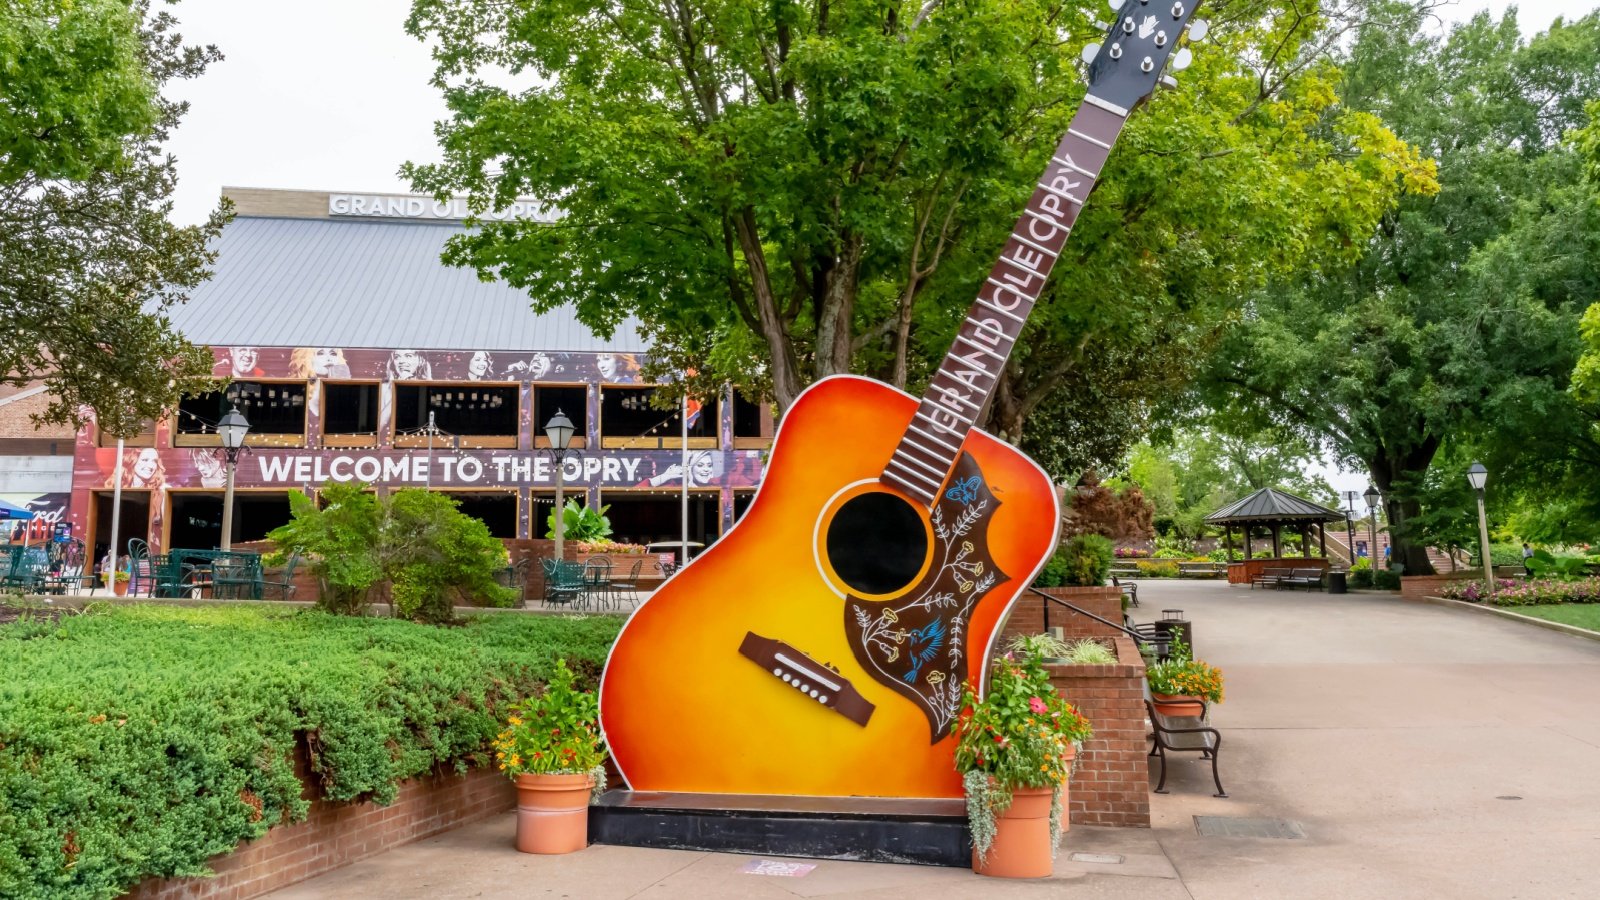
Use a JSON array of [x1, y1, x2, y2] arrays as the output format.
[[1280, 568, 1326, 591], [1251, 567, 1292, 589], [1179, 562, 1225, 578], [1110, 564, 1141, 579], [1145, 683, 1227, 798], [1112, 574, 1139, 608]]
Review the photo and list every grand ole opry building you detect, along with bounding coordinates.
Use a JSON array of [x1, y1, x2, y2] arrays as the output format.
[[64, 188, 774, 561]]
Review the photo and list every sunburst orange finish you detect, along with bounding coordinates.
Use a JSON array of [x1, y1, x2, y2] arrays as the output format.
[[599, 375, 1059, 799]]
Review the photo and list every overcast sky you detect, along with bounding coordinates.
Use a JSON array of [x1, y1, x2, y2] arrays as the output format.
[[158, 0, 1594, 496]]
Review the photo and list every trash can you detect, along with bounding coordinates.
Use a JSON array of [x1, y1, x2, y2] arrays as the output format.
[[1327, 570, 1348, 594], [1153, 611, 1191, 656]]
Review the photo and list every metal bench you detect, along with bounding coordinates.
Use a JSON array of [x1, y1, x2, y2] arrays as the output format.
[[1251, 566, 1293, 589], [1145, 684, 1226, 797], [1281, 567, 1326, 591], [1178, 562, 1225, 578], [1112, 574, 1139, 608]]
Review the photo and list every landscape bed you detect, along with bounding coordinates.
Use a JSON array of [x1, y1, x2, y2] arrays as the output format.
[[0, 603, 622, 899]]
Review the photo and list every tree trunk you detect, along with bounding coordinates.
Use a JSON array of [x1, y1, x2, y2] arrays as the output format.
[[813, 235, 863, 379], [732, 209, 804, 413], [1369, 438, 1441, 576]]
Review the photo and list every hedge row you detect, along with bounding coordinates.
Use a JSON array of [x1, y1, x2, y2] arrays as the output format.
[[0, 604, 621, 899]]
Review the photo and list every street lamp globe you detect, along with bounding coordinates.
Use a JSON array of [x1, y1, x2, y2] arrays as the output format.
[[1466, 462, 1488, 492], [218, 407, 251, 450], [544, 410, 576, 451], [1363, 485, 1380, 510]]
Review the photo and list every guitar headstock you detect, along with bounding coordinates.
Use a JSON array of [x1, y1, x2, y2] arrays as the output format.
[[1082, 0, 1208, 112]]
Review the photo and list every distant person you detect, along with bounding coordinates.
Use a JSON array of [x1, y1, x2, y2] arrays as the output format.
[[1522, 542, 1534, 560]]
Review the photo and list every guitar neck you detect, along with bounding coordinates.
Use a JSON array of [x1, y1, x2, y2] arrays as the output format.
[[881, 96, 1131, 505]]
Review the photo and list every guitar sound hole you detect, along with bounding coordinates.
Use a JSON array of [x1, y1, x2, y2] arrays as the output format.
[[825, 492, 928, 596]]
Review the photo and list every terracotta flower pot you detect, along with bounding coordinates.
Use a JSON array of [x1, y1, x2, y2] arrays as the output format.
[[113, 580, 129, 597], [973, 784, 1056, 878], [1151, 693, 1205, 717], [514, 773, 593, 854]]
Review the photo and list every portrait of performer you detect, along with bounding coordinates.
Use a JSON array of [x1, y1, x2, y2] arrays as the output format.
[[191, 449, 227, 489], [595, 352, 640, 383], [466, 351, 495, 381], [638, 450, 722, 488], [386, 349, 432, 381], [220, 347, 265, 378]]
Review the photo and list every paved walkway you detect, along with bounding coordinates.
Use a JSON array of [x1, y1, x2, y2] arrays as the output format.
[[270, 581, 1600, 899]]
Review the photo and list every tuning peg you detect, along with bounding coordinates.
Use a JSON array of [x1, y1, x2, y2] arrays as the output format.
[[1170, 47, 1192, 71], [1188, 18, 1209, 41], [1081, 43, 1100, 64], [1160, 75, 1178, 89], [1109, 0, 1125, 10], [1140, 56, 1154, 73], [1109, 41, 1123, 59]]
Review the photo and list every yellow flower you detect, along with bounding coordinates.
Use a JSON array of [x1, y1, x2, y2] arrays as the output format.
[[510, 755, 522, 767], [508, 716, 523, 726]]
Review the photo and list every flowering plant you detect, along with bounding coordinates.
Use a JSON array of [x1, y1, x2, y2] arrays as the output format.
[[953, 644, 1092, 860], [1114, 547, 1151, 559], [572, 539, 646, 554], [493, 659, 608, 790], [1440, 576, 1600, 607], [1145, 637, 1224, 703]]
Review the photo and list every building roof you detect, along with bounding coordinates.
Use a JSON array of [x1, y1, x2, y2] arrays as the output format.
[[165, 212, 648, 353], [1203, 487, 1346, 526]]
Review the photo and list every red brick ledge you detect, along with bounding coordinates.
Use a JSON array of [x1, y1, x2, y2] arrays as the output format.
[[126, 757, 514, 900]]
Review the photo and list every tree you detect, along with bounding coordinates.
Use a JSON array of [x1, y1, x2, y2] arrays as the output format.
[[1124, 428, 1336, 538], [405, 0, 1426, 461], [1062, 471, 1154, 544], [1196, 6, 1600, 574], [0, 1, 226, 436]]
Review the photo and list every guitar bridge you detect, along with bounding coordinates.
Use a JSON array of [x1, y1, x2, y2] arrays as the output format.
[[739, 632, 875, 727]]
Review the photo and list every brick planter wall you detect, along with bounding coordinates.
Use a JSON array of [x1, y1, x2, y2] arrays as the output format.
[[994, 586, 1150, 828], [1400, 571, 1476, 601], [127, 745, 514, 900]]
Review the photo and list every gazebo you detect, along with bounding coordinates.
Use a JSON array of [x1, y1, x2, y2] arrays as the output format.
[[1204, 487, 1347, 585]]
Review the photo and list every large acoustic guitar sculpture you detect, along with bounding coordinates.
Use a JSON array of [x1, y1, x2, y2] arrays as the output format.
[[602, 1, 1206, 799]]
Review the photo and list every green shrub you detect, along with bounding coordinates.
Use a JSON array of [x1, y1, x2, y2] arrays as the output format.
[[1061, 534, 1114, 586], [1134, 560, 1180, 578], [1372, 568, 1401, 590], [0, 604, 622, 899], [270, 485, 517, 623], [1031, 547, 1071, 588], [1524, 549, 1589, 580]]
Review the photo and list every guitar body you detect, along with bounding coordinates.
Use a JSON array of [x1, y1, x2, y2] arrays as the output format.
[[599, 375, 1059, 798]]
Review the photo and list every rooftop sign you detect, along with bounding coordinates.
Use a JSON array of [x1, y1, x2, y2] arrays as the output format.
[[328, 192, 559, 223]]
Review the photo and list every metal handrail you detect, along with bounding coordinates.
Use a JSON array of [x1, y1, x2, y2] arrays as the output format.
[[1025, 585, 1158, 646]]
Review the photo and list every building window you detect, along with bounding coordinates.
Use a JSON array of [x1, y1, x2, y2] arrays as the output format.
[[601, 387, 718, 449], [732, 389, 771, 448], [176, 382, 307, 446], [322, 383, 380, 446], [448, 491, 518, 539], [97, 419, 156, 448], [534, 385, 588, 448], [394, 384, 519, 449]]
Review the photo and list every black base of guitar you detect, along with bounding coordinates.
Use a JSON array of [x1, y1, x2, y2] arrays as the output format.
[[587, 790, 971, 867]]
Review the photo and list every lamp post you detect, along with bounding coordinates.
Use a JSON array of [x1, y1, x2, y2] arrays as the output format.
[[217, 407, 251, 551], [1363, 484, 1380, 573], [543, 410, 577, 559], [1467, 462, 1494, 600], [1342, 490, 1359, 567]]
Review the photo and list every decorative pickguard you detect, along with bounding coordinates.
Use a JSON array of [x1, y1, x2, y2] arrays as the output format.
[[843, 451, 1010, 742]]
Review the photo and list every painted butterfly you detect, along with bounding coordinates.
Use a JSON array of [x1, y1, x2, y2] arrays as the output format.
[[944, 476, 981, 505]]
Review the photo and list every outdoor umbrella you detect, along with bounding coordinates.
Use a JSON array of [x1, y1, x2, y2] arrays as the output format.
[[0, 498, 38, 551]]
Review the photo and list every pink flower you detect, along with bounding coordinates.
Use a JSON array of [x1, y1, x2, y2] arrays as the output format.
[[1028, 697, 1048, 714]]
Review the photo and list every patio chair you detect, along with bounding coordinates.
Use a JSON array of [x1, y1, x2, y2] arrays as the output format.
[[260, 553, 301, 600], [581, 557, 613, 610], [212, 556, 264, 600], [43, 539, 95, 595], [127, 539, 154, 596], [608, 559, 645, 608], [544, 559, 586, 608]]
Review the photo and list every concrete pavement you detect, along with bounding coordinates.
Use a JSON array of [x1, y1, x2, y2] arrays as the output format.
[[269, 580, 1600, 899]]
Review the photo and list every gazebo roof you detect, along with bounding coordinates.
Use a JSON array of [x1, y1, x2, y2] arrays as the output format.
[[1203, 487, 1346, 526]]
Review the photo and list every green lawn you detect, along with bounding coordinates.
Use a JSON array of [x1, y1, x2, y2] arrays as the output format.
[[1505, 603, 1600, 632]]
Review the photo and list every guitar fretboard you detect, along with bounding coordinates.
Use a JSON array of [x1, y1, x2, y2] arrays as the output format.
[[881, 98, 1130, 505]]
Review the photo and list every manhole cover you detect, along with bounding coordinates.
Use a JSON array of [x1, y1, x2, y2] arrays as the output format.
[[1194, 816, 1306, 839], [1068, 852, 1125, 864]]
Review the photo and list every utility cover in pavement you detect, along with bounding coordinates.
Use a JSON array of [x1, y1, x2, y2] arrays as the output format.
[[1193, 816, 1306, 839], [1068, 852, 1125, 864]]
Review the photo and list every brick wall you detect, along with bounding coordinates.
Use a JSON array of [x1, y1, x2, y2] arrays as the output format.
[[1400, 571, 1476, 601], [994, 587, 1150, 828], [127, 743, 514, 900], [1047, 636, 1150, 828]]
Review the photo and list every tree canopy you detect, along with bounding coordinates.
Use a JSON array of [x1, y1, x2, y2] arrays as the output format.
[[406, 0, 1427, 478], [0, 0, 225, 436], [1195, 4, 1600, 572]]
